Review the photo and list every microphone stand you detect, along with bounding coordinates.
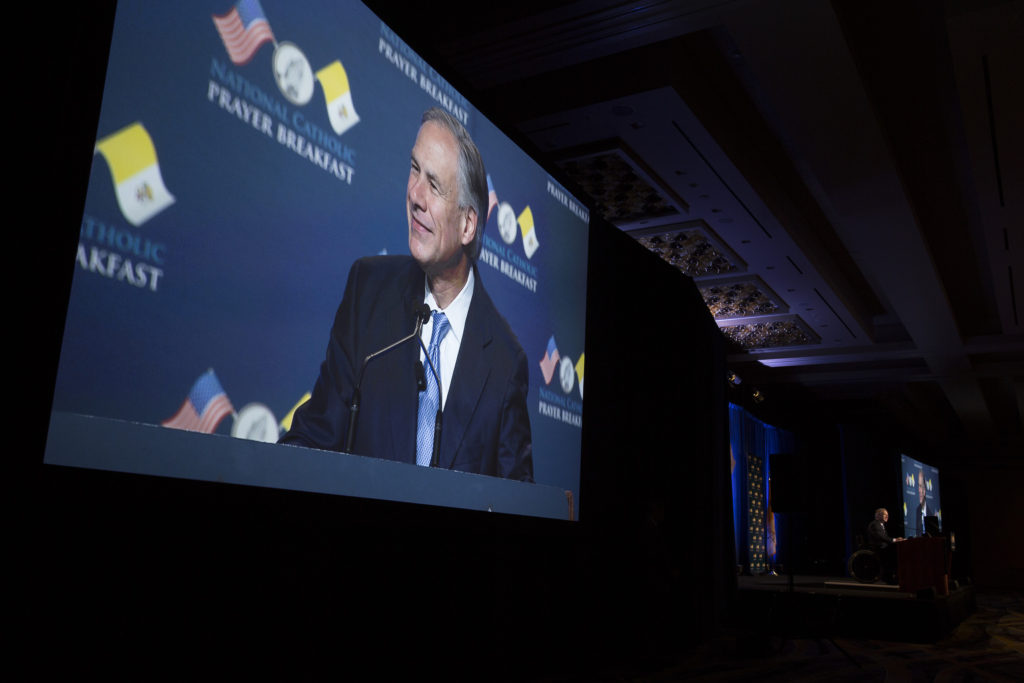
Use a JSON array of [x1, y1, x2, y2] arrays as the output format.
[[345, 305, 430, 453]]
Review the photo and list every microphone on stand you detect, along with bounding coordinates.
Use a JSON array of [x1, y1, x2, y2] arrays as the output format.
[[345, 303, 432, 453], [412, 303, 430, 337]]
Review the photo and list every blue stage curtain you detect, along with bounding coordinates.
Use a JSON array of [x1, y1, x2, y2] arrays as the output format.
[[729, 403, 794, 574]]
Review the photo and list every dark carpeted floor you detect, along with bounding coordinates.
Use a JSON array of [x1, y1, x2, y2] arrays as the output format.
[[531, 589, 1024, 682]]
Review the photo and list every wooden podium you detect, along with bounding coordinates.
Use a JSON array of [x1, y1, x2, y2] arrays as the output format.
[[897, 536, 951, 595]]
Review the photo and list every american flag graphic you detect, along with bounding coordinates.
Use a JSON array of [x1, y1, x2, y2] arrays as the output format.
[[539, 335, 560, 386], [162, 369, 235, 434], [212, 0, 275, 66]]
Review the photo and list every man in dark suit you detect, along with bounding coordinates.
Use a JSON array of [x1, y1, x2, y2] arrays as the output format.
[[867, 508, 900, 549], [279, 107, 533, 482], [866, 507, 903, 582]]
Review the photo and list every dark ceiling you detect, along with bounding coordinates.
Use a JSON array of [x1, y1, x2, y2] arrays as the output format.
[[367, 0, 1023, 461]]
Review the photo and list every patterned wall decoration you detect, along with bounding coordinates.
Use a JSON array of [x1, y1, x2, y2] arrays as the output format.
[[747, 454, 767, 575]]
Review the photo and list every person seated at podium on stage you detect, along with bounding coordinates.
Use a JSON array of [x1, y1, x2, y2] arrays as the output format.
[[866, 507, 903, 583]]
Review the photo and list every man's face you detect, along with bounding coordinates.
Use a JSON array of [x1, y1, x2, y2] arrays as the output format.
[[879, 509, 889, 523], [918, 473, 925, 503], [407, 121, 474, 276]]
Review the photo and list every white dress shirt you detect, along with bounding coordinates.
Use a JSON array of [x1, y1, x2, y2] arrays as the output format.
[[420, 268, 474, 410]]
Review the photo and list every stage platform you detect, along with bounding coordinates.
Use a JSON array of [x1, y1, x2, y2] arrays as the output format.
[[733, 574, 977, 643]]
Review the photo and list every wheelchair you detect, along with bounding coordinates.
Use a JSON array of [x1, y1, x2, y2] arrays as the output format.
[[847, 547, 882, 583], [846, 532, 889, 583]]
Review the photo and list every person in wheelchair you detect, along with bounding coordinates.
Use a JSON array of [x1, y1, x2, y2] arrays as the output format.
[[865, 507, 903, 583]]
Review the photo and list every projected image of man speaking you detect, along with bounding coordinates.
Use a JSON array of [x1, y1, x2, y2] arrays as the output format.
[[280, 107, 534, 482]]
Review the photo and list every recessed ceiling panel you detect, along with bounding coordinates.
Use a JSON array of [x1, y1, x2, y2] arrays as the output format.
[[719, 316, 821, 350], [556, 139, 687, 228], [630, 220, 746, 277], [699, 277, 787, 319]]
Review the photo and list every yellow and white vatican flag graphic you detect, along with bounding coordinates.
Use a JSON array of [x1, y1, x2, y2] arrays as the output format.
[[279, 392, 311, 433], [574, 353, 585, 400], [517, 205, 540, 259], [94, 123, 175, 226], [315, 61, 360, 136]]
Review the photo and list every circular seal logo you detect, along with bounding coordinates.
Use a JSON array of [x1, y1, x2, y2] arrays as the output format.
[[273, 42, 315, 105], [231, 403, 279, 443], [558, 356, 575, 394], [497, 202, 517, 245]]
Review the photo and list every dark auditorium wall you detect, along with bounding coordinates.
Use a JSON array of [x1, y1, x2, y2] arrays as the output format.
[[948, 461, 1024, 589], [841, 425, 903, 547], [580, 218, 734, 649]]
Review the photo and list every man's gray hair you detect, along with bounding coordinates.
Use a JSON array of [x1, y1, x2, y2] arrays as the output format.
[[421, 107, 487, 259]]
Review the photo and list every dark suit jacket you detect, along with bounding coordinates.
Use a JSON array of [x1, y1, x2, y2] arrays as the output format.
[[280, 255, 533, 481], [866, 519, 891, 549]]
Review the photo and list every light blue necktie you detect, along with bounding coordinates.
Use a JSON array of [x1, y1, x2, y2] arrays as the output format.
[[416, 311, 449, 466]]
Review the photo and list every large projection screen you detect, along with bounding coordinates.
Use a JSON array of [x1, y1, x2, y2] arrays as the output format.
[[900, 453, 941, 537], [46, 0, 590, 520]]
